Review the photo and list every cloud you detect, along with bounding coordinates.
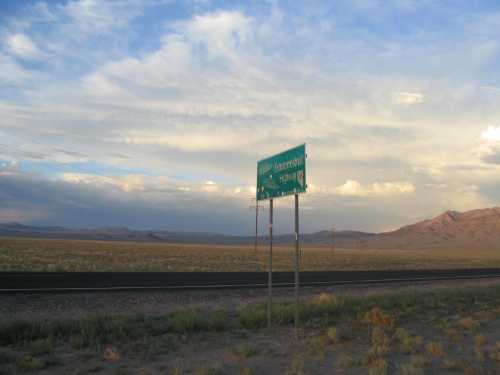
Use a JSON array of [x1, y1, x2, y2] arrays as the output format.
[[0, 208, 46, 222], [60, 173, 146, 192], [2, 1, 500, 233], [0, 168, 253, 232], [481, 126, 500, 142], [5, 33, 43, 60], [178, 10, 251, 60], [479, 85, 500, 94], [334, 180, 416, 197], [479, 144, 500, 164], [0, 54, 33, 84], [478, 126, 500, 164], [0, 166, 423, 234], [62, 0, 143, 33], [394, 92, 424, 105]]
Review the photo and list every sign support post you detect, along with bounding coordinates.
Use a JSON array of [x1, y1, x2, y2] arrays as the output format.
[[254, 199, 259, 256], [294, 193, 300, 338], [268, 198, 273, 328]]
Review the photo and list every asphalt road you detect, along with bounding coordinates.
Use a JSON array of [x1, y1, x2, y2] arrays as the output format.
[[2, 268, 500, 293]]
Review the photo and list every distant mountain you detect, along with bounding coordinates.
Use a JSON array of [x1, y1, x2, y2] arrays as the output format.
[[2, 207, 500, 248], [365, 207, 500, 249], [0, 221, 373, 246]]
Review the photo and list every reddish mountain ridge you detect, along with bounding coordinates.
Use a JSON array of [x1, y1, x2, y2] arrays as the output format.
[[367, 207, 500, 249]]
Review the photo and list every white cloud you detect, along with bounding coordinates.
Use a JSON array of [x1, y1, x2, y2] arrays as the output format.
[[477, 126, 500, 164], [394, 91, 424, 105], [121, 126, 263, 152], [62, 0, 141, 33], [58, 173, 251, 199], [0, 54, 33, 83], [426, 183, 447, 189], [202, 180, 218, 192], [0, 160, 19, 177], [179, 10, 251, 60], [60, 173, 145, 192], [5, 33, 43, 60], [334, 180, 416, 197], [479, 85, 500, 94], [481, 126, 500, 142]]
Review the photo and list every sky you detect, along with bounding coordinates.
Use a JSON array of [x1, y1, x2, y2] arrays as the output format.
[[1, 0, 500, 235]]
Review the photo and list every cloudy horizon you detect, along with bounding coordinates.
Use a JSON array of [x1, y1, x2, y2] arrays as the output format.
[[1, 0, 500, 235]]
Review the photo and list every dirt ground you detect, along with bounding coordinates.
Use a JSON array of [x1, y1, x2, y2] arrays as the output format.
[[2, 277, 500, 322], [3, 279, 500, 374]]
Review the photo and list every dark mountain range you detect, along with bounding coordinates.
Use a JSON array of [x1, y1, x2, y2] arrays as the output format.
[[2, 207, 500, 249], [0, 221, 372, 246]]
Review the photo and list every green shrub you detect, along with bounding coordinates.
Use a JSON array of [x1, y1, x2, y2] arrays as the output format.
[[166, 310, 227, 334], [16, 356, 47, 372], [285, 354, 304, 375], [232, 343, 259, 358], [195, 363, 224, 375], [239, 304, 267, 329], [28, 338, 54, 355], [326, 327, 338, 343]]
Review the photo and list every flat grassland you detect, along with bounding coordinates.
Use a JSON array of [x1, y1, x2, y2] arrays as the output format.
[[1, 236, 500, 272]]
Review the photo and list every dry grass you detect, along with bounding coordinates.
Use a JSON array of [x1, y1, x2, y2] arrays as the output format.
[[2, 236, 500, 272], [4, 285, 500, 373]]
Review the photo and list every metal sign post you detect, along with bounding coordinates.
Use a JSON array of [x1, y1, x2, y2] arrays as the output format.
[[256, 144, 307, 336], [268, 198, 273, 328], [255, 199, 259, 255], [294, 193, 300, 338], [249, 197, 264, 257]]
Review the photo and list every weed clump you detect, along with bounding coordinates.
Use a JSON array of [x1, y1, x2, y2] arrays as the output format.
[[440, 358, 464, 371], [367, 358, 387, 375], [232, 343, 259, 359], [195, 363, 223, 375], [28, 338, 54, 355], [309, 335, 328, 359], [490, 341, 500, 361], [397, 362, 425, 375], [370, 327, 391, 357], [166, 310, 227, 334], [362, 307, 394, 330], [456, 317, 480, 332], [393, 328, 422, 354], [425, 341, 444, 358], [239, 367, 253, 375], [474, 334, 487, 361], [311, 293, 338, 312], [16, 355, 47, 372], [285, 354, 304, 375], [326, 327, 338, 343], [239, 304, 267, 329]]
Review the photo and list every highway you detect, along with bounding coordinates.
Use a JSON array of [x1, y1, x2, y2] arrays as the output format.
[[2, 268, 500, 293]]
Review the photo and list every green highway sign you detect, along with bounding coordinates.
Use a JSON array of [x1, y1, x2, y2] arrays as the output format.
[[257, 144, 307, 201]]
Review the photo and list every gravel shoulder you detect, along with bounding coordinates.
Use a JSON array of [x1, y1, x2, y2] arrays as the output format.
[[3, 277, 500, 322]]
